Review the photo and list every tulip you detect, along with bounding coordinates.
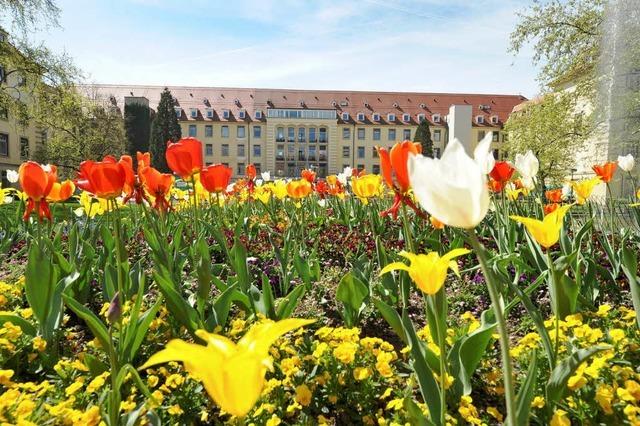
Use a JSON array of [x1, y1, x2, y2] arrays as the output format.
[[543, 203, 559, 215], [6, 169, 18, 183], [489, 161, 515, 188], [545, 189, 563, 203], [140, 318, 314, 417], [592, 161, 617, 183], [351, 174, 382, 203], [261, 171, 271, 182], [47, 180, 75, 202], [245, 164, 257, 180], [408, 137, 491, 228], [137, 151, 151, 171], [377, 141, 421, 193], [380, 248, 470, 295], [286, 179, 312, 199], [618, 154, 634, 172], [514, 150, 539, 189], [166, 137, 203, 180], [571, 177, 601, 205], [301, 169, 316, 183], [510, 204, 571, 249], [18, 161, 57, 221], [76, 156, 130, 199], [475, 132, 496, 174], [429, 216, 445, 229], [139, 166, 174, 211], [200, 164, 233, 194]]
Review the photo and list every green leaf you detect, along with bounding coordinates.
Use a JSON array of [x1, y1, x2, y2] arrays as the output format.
[[62, 294, 111, 353], [230, 239, 250, 292], [0, 314, 36, 336], [336, 272, 369, 326], [546, 345, 611, 407], [152, 271, 200, 336], [516, 350, 538, 426], [621, 244, 640, 328], [403, 398, 433, 426], [276, 285, 306, 319], [25, 243, 57, 330], [84, 353, 109, 376], [373, 298, 407, 345], [209, 285, 239, 329]]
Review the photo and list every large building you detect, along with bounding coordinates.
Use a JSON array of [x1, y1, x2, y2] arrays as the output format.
[[90, 85, 524, 178]]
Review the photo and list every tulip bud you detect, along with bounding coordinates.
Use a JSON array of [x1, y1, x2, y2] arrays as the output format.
[[107, 292, 122, 324], [618, 154, 635, 172]]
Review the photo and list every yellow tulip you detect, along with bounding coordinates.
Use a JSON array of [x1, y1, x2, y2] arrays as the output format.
[[351, 174, 382, 203], [510, 204, 572, 249], [286, 179, 312, 199], [380, 248, 470, 295], [140, 318, 314, 417], [571, 177, 601, 205], [254, 186, 271, 204]]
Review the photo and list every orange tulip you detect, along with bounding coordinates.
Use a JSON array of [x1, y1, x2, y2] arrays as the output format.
[[544, 203, 559, 215], [301, 169, 316, 183], [489, 161, 515, 187], [430, 216, 445, 229], [166, 137, 203, 179], [246, 164, 257, 180], [200, 164, 233, 193], [137, 151, 151, 171], [286, 179, 312, 199], [545, 189, 563, 203], [139, 166, 174, 211], [592, 161, 617, 183], [18, 161, 57, 221], [488, 178, 506, 193], [76, 156, 130, 199], [377, 141, 421, 193], [47, 180, 75, 202]]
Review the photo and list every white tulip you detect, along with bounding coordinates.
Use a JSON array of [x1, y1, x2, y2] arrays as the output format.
[[514, 150, 539, 189], [317, 199, 326, 208], [255, 179, 263, 186], [6, 170, 18, 183], [474, 132, 495, 174], [408, 138, 490, 228], [618, 154, 634, 172], [261, 171, 271, 182]]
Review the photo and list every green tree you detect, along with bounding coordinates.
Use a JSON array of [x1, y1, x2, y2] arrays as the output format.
[[124, 102, 150, 160], [413, 117, 434, 158], [150, 88, 181, 172], [504, 93, 589, 185]]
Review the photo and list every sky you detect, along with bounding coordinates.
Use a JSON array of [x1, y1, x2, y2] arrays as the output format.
[[28, 0, 539, 97]]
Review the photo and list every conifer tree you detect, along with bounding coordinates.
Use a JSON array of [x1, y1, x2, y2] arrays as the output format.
[[414, 117, 434, 158], [149, 88, 181, 172]]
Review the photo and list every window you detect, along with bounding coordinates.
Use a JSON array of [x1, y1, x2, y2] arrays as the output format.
[[221, 125, 229, 138], [206, 144, 213, 156], [255, 110, 262, 119], [357, 128, 365, 140], [434, 148, 441, 158], [308, 145, 316, 161], [237, 163, 245, 175], [1, 133, 9, 156], [402, 113, 410, 122], [174, 107, 182, 118], [477, 130, 486, 142], [287, 127, 295, 142], [492, 132, 499, 142], [388, 129, 396, 141], [433, 129, 441, 142], [476, 115, 485, 124], [492, 149, 499, 159], [19, 137, 29, 160], [372, 164, 380, 174], [222, 144, 229, 156], [205, 125, 213, 137], [342, 146, 350, 158], [206, 109, 214, 118], [319, 127, 327, 143], [357, 146, 365, 158], [253, 145, 261, 157], [298, 127, 306, 142], [276, 145, 285, 160], [238, 110, 246, 119], [237, 126, 246, 138], [491, 116, 499, 124], [342, 127, 351, 139], [276, 127, 284, 142], [417, 113, 426, 123], [254, 163, 261, 173], [372, 147, 379, 158], [188, 124, 197, 137], [387, 113, 396, 122], [309, 127, 317, 142], [403, 129, 411, 140], [373, 128, 381, 141], [342, 112, 350, 121], [190, 108, 198, 118], [357, 164, 365, 171], [222, 109, 230, 119], [432, 114, 441, 123], [253, 125, 262, 138], [356, 112, 365, 121], [372, 113, 380, 122], [237, 144, 245, 157]]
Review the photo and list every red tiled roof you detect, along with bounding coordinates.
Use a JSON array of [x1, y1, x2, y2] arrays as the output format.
[[84, 84, 527, 126]]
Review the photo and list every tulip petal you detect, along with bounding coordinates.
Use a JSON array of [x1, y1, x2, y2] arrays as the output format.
[[379, 262, 410, 276]]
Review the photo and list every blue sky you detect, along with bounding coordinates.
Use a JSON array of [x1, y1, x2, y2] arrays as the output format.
[[31, 0, 538, 96]]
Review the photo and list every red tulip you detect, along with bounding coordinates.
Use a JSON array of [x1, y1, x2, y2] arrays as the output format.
[[200, 164, 233, 193], [76, 156, 129, 199], [246, 164, 257, 180], [137, 151, 151, 171], [489, 161, 515, 186], [544, 203, 560, 215], [139, 166, 174, 212], [166, 137, 203, 179], [377, 141, 422, 193], [301, 169, 316, 183], [545, 189, 563, 203], [18, 161, 57, 221], [592, 161, 617, 183]]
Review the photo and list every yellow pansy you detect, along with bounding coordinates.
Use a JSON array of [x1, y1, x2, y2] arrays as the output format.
[[571, 177, 601, 205], [550, 409, 571, 426], [140, 318, 314, 417], [380, 248, 470, 295], [510, 204, 572, 248]]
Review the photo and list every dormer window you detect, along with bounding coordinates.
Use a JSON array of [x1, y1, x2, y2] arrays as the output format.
[[190, 108, 198, 118], [255, 110, 263, 119], [417, 113, 426, 123], [372, 113, 380, 122], [402, 113, 411, 122], [238, 109, 246, 119], [205, 108, 213, 118], [357, 112, 365, 121], [432, 114, 441, 123], [222, 109, 230, 119], [342, 112, 350, 121], [387, 113, 396, 122], [491, 115, 499, 124], [174, 107, 182, 118], [476, 115, 485, 124]]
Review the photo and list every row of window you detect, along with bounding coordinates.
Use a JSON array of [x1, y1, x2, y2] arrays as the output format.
[[341, 146, 443, 160], [180, 108, 263, 121], [205, 162, 262, 176], [478, 131, 508, 143], [188, 124, 262, 139], [275, 145, 328, 162], [276, 126, 328, 143], [204, 143, 262, 158], [341, 111, 436, 124], [0, 133, 29, 159]]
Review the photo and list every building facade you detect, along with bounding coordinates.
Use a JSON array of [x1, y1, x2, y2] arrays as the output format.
[[90, 85, 527, 178]]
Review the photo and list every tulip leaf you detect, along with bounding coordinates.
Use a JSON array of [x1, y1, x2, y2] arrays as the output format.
[[621, 244, 640, 328], [336, 272, 369, 327], [0, 314, 36, 336], [546, 345, 611, 407], [372, 298, 407, 345], [209, 284, 239, 329], [516, 350, 538, 426], [62, 293, 111, 353], [152, 271, 200, 336], [276, 285, 306, 319], [403, 397, 432, 426]]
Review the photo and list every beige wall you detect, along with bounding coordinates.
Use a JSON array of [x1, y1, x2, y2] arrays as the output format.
[[0, 114, 42, 185]]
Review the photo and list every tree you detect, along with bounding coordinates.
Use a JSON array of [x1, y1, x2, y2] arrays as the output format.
[[414, 117, 434, 158], [504, 93, 589, 186], [150, 88, 181, 172], [124, 101, 150, 159]]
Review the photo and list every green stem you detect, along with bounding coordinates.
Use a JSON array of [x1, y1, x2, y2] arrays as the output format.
[[108, 327, 121, 426], [432, 292, 447, 426], [606, 183, 615, 249], [547, 250, 559, 367], [467, 229, 516, 426]]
